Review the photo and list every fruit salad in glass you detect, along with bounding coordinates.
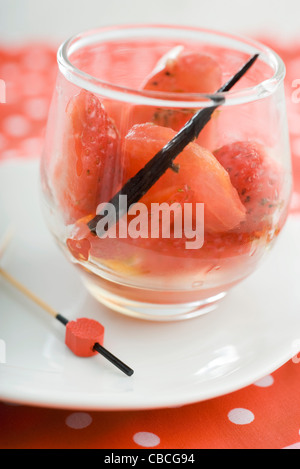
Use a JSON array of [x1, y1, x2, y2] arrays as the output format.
[[40, 25, 292, 320]]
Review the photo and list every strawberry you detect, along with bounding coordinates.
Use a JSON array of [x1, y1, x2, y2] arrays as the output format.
[[214, 141, 282, 232], [53, 89, 120, 223]]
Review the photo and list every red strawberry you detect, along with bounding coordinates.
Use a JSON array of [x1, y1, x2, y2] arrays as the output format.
[[214, 141, 282, 232], [53, 90, 120, 223]]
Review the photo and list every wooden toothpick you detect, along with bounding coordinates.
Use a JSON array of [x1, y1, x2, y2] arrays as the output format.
[[0, 267, 58, 319], [0, 229, 134, 377], [0, 226, 15, 259]]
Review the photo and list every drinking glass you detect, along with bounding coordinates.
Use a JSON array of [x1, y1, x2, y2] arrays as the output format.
[[40, 25, 292, 321]]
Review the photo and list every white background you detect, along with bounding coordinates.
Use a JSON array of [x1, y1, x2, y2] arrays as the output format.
[[0, 0, 300, 45]]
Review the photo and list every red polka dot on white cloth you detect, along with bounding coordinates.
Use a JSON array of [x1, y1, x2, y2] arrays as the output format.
[[133, 431, 160, 447], [65, 412, 93, 430], [254, 375, 274, 388], [2, 114, 30, 138], [228, 408, 255, 425]]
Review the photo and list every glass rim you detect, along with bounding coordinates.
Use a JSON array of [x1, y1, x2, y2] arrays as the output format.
[[57, 24, 286, 108]]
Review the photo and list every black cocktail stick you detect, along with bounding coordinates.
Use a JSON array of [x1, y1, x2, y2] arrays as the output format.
[[57, 316, 134, 377], [56, 313, 134, 377], [88, 54, 259, 236], [0, 267, 134, 377]]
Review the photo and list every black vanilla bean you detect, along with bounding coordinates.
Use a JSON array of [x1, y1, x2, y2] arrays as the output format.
[[87, 54, 259, 236]]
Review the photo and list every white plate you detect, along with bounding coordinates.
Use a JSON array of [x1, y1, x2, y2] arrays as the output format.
[[0, 159, 300, 411]]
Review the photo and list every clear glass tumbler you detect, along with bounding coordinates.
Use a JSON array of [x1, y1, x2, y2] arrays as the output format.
[[40, 25, 292, 321]]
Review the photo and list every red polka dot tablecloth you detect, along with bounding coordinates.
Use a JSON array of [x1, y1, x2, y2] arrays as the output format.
[[0, 38, 300, 450]]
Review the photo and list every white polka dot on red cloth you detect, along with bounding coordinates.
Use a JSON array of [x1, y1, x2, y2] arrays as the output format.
[[228, 408, 255, 425], [292, 137, 300, 157], [4, 82, 22, 105], [2, 114, 30, 137], [0, 62, 20, 79], [254, 374, 274, 388], [24, 97, 49, 121], [19, 137, 44, 156], [133, 431, 160, 447], [287, 111, 300, 135], [65, 412, 93, 430], [21, 72, 47, 96], [22, 48, 53, 71], [283, 442, 300, 449]]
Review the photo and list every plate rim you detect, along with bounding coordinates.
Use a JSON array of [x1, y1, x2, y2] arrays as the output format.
[[0, 158, 299, 411]]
